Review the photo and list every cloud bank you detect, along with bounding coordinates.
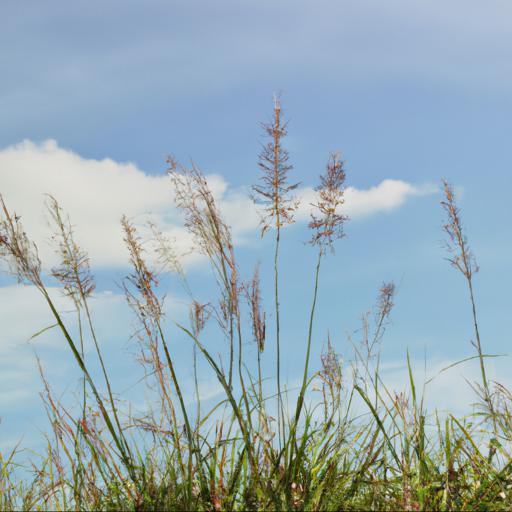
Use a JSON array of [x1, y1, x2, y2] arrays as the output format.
[[1, 140, 431, 268]]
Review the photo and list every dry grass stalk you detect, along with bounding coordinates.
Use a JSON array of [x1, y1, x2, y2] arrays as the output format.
[[121, 216, 180, 426], [121, 215, 202, 500], [440, 179, 493, 419], [288, 151, 350, 484], [252, 96, 299, 446], [168, 156, 240, 388]]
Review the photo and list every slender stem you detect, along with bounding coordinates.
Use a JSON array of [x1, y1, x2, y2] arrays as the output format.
[[274, 225, 284, 449], [76, 307, 86, 421], [295, 250, 322, 425], [180, 325, 257, 473], [286, 250, 322, 487], [237, 315, 253, 433], [82, 298, 132, 458], [228, 314, 234, 389], [467, 278, 493, 418], [156, 322, 199, 502], [257, 347, 263, 407], [201, 191, 235, 389], [193, 344, 201, 426]]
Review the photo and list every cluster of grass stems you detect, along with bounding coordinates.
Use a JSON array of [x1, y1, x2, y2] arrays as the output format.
[[1, 101, 512, 511]]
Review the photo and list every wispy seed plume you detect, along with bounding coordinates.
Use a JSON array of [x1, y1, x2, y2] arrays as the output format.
[[121, 215, 162, 322], [246, 264, 266, 353], [440, 179, 478, 279], [309, 152, 349, 253], [0, 195, 42, 286], [47, 195, 95, 305], [253, 96, 299, 236]]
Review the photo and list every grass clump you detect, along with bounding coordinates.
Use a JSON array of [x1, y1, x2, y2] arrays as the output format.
[[1, 100, 511, 511]]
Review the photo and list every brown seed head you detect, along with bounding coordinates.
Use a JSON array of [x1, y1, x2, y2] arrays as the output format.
[[190, 300, 210, 337], [246, 264, 266, 353], [252, 96, 300, 236], [309, 152, 349, 253], [0, 195, 42, 286], [122, 215, 162, 321], [440, 179, 478, 279], [377, 281, 395, 321], [47, 195, 95, 305], [168, 158, 239, 318], [320, 334, 343, 392]]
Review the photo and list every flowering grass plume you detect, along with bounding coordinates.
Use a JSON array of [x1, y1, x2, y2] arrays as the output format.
[[47, 195, 95, 305], [309, 152, 348, 253], [252, 96, 300, 446], [168, 156, 242, 392], [252, 96, 299, 235], [441, 179, 478, 279], [0, 195, 42, 286], [246, 264, 266, 354]]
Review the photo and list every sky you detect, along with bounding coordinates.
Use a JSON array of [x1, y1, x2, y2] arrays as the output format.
[[2, 0, 512, 453]]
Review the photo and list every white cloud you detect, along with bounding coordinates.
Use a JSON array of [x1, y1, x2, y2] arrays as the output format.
[[296, 180, 434, 222], [0, 140, 430, 269], [1, 139, 175, 268]]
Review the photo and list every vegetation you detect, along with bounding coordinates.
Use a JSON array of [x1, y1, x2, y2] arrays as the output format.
[[1, 101, 511, 511]]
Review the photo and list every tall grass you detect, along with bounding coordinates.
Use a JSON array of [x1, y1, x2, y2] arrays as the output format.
[[1, 101, 511, 511]]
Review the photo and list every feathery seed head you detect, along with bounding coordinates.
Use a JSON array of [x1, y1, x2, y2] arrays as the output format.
[[252, 97, 300, 236], [246, 264, 266, 353], [377, 281, 395, 321], [168, 157, 239, 318], [320, 334, 343, 392], [47, 195, 95, 305], [309, 152, 349, 253], [0, 195, 42, 286], [122, 215, 162, 321], [441, 179, 478, 279], [190, 300, 209, 337]]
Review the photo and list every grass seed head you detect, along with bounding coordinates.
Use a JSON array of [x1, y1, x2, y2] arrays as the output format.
[[246, 264, 266, 353], [309, 152, 349, 253], [190, 300, 209, 337], [441, 178, 478, 279], [252, 96, 300, 236], [47, 195, 95, 305], [377, 281, 395, 322], [122, 215, 162, 322], [0, 195, 42, 286]]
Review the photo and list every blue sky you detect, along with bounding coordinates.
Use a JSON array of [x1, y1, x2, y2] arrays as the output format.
[[2, 1, 512, 452]]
